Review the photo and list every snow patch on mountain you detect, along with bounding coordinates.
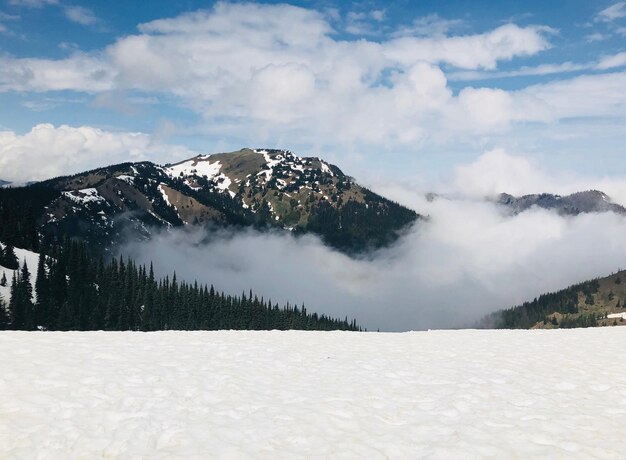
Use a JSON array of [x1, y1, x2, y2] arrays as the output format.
[[62, 188, 105, 205], [166, 158, 222, 180], [115, 175, 135, 185], [158, 184, 175, 209], [320, 161, 333, 176]]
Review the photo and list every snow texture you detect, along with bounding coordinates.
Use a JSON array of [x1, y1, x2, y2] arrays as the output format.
[[1, 329, 626, 459]]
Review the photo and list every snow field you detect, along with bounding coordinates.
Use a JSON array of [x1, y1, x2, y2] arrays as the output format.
[[1, 329, 626, 459]]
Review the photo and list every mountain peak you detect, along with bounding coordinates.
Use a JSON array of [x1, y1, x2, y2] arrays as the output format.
[[4, 148, 419, 254]]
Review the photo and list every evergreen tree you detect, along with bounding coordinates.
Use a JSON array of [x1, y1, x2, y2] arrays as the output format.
[[0, 272, 6, 287], [20, 262, 35, 330], [35, 253, 49, 328], [0, 294, 8, 330], [1, 244, 19, 270]]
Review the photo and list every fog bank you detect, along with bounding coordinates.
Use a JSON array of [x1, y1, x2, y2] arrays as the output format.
[[122, 198, 626, 331]]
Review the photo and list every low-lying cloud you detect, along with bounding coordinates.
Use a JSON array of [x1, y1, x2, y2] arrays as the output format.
[[122, 197, 626, 331]]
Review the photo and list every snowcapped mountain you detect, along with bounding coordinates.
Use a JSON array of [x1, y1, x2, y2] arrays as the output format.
[[1, 148, 419, 254], [495, 190, 626, 216]]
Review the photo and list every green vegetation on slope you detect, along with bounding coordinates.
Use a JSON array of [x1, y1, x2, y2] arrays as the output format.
[[482, 271, 626, 329]]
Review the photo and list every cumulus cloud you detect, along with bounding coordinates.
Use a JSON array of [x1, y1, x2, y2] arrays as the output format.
[[378, 149, 626, 209], [0, 2, 623, 155], [0, 2, 557, 148], [0, 124, 196, 182]]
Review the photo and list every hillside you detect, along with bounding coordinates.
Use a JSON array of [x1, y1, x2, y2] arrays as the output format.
[[0, 148, 419, 254], [0, 240, 359, 332], [481, 270, 626, 329]]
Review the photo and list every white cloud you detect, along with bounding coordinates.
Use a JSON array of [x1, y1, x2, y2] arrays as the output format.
[[596, 52, 626, 69], [64, 5, 98, 26], [2, 3, 624, 153], [0, 10, 19, 34], [0, 124, 195, 182], [383, 23, 551, 70], [393, 13, 464, 37], [516, 71, 626, 121], [445, 149, 626, 207], [7, 0, 57, 7], [595, 2, 626, 22], [0, 54, 113, 92], [370, 10, 385, 22], [585, 32, 609, 42], [451, 148, 556, 197]]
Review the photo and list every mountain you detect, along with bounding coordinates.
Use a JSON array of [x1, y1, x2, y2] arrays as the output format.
[[0, 180, 10, 188], [495, 190, 626, 216], [480, 270, 626, 329], [0, 148, 419, 254]]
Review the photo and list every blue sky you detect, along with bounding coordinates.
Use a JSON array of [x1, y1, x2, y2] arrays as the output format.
[[1, 0, 626, 191]]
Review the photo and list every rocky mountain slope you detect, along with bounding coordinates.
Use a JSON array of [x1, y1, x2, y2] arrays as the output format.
[[495, 190, 626, 215], [0, 148, 419, 254], [481, 270, 626, 329]]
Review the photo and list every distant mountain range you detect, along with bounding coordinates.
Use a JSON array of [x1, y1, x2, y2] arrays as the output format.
[[426, 190, 626, 216], [0, 148, 419, 254], [495, 190, 626, 216]]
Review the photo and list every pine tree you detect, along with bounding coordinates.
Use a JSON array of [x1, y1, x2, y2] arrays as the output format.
[[2, 244, 19, 270], [0, 294, 9, 330], [0, 272, 6, 287], [20, 262, 35, 330], [35, 253, 48, 328]]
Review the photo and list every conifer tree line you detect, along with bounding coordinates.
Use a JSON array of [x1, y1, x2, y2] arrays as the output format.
[[0, 240, 361, 332], [483, 279, 602, 329]]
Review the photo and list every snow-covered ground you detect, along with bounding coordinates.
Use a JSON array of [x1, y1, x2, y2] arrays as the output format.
[[1, 329, 625, 459]]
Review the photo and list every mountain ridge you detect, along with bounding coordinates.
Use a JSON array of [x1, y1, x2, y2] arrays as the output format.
[[495, 190, 626, 215], [0, 148, 420, 254]]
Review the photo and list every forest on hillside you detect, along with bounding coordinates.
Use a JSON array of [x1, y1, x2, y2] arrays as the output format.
[[0, 241, 360, 332]]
